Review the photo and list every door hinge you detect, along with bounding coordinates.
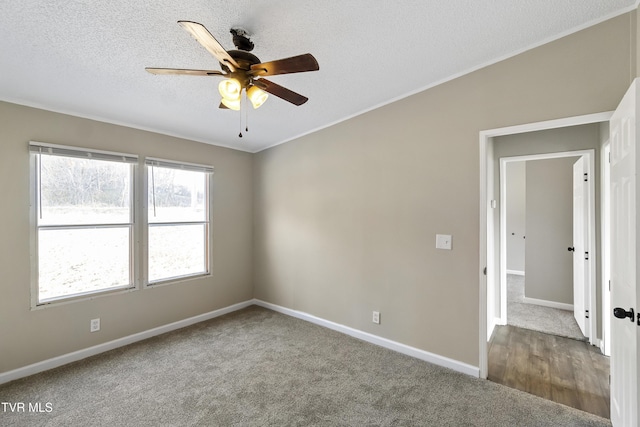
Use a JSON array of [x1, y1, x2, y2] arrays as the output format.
[[483, 267, 487, 276], [584, 173, 588, 182], [585, 309, 589, 319], [584, 251, 589, 260], [609, 280, 611, 291], [637, 312, 640, 326]]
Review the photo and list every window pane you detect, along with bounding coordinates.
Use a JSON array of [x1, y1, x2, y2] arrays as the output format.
[[39, 155, 131, 226], [148, 224, 207, 282], [38, 227, 131, 301], [148, 167, 206, 223]]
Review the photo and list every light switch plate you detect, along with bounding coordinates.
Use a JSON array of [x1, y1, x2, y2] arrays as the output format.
[[436, 234, 452, 250]]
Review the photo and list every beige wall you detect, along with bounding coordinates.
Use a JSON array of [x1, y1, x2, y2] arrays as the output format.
[[0, 102, 254, 373], [253, 13, 633, 366], [505, 162, 526, 273], [525, 157, 579, 304], [636, 8, 639, 78]]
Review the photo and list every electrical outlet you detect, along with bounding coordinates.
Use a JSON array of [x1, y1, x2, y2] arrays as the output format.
[[372, 311, 380, 324], [90, 318, 100, 332]]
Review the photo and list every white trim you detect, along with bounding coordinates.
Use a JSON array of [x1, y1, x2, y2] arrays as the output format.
[[506, 270, 525, 276], [0, 300, 253, 385], [0, 100, 254, 154], [29, 140, 138, 162], [601, 140, 612, 357], [144, 156, 214, 173], [479, 112, 613, 140], [522, 297, 574, 311], [499, 157, 509, 326], [479, 124, 489, 381], [253, 299, 480, 378], [479, 111, 613, 379], [585, 150, 598, 346]]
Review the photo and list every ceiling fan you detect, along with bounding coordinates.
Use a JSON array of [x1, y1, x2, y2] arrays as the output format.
[[146, 21, 319, 112]]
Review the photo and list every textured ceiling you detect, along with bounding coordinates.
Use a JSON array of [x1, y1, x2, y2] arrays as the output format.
[[0, 0, 636, 152]]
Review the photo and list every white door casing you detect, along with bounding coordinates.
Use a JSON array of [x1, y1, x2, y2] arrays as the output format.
[[609, 79, 639, 427], [602, 142, 612, 357], [573, 157, 588, 337], [479, 111, 613, 380]]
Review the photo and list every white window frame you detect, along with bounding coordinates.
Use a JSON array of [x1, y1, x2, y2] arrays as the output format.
[[29, 141, 138, 307], [144, 157, 213, 286]]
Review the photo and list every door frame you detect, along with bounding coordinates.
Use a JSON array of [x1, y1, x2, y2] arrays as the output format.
[[601, 140, 611, 356], [479, 111, 612, 379], [498, 150, 595, 337]]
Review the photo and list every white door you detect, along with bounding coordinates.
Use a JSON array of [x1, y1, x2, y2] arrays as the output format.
[[572, 157, 588, 337], [610, 79, 639, 427]]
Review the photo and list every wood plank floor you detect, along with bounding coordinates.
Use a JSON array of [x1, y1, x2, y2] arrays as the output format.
[[488, 325, 610, 419]]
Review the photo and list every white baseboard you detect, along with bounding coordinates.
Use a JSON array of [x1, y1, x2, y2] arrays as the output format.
[[0, 300, 254, 385], [522, 297, 573, 311], [1, 299, 481, 385], [506, 270, 525, 276], [253, 299, 480, 378]]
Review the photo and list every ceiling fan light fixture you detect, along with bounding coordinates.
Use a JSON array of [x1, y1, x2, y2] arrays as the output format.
[[247, 85, 268, 109], [147, 21, 319, 135], [220, 97, 241, 111], [218, 78, 242, 101]]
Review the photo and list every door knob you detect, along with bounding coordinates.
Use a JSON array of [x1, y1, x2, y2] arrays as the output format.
[[613, 307, 635, 322], [568, 247, 575, 252]]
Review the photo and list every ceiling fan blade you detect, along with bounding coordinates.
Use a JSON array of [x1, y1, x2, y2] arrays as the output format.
[[178, 21, 240, 71], [145, 67, 225, 76], [250, 53, 319, 76], [253, 79, 308, 106]]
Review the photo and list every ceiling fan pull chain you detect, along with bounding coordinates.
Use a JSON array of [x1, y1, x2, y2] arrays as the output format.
[[238, 95, 243, 138]]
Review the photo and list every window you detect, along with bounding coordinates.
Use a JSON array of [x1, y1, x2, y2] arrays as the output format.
[[146, 158, 213, 283], [30, 142, 137, 304], [29, 143, 213, 306]]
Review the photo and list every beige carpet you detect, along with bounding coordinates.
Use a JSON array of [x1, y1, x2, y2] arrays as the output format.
[[507, 274, 586, 341], [0, 306, 609, 426]]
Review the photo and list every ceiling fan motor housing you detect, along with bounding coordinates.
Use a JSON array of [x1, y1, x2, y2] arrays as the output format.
[[221, 50, 261, 88], [230, 28, 254, 51]]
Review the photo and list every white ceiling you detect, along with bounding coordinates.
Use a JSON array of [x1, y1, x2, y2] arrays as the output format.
[[0, 1, 635, 153]]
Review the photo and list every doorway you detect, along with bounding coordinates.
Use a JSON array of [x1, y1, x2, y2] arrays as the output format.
[[478, 113, 614, 417], [499, 151, 593, 341], [479, 112, 612, 379]]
